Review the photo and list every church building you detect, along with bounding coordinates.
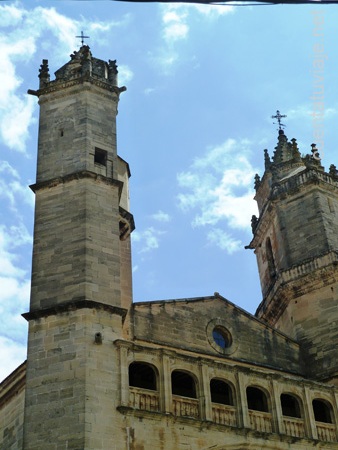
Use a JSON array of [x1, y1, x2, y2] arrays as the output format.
[[1, 46, 338, 450]]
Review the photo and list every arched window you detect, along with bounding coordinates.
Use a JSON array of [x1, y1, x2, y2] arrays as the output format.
[[246, 386, 269, 412], [281, 393, 301, 418], [171, 370, 196, 398], [129, 362, 157, 391], [313, 399, 333, 423], [266, 237, 276, 279], [210, 379, 234, 406]]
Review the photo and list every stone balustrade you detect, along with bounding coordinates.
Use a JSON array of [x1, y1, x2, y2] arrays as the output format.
[[212, 404, 237, 427], [316, 422, 337, 442], [283, 416, 305, 438], [129, 387, 160, 412], [248, 410, 273, 433], [172, 396, 199, 418]]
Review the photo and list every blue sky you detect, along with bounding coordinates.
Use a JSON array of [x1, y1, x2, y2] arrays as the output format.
[[0, 0, 337, 381]]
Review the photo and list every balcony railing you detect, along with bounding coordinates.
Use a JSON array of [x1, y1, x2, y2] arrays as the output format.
[[283, 416, 305, 438], [128, 387, 337, 443], [129, 387, 160, 412], [172, 395, 199, 419], [316, 422, 337, 442], [212, 403, 237, 427], [249, 410, 273, 433]]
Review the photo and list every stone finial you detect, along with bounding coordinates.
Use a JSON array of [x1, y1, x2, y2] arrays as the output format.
[[108, 59, 118, 85], [291, 138, 301, 161], [329, 164, 338, 178], [272, 129, 288, 164], [311, 143, 321, 161], [81, 45, 92, 77], [264, 149, 271, 170], [254, 174, 261, 190], [251, 215, 258, 233], [38, 59, 50, 88]]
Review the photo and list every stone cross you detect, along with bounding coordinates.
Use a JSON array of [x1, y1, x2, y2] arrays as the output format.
[[76, 31, 90, 46]]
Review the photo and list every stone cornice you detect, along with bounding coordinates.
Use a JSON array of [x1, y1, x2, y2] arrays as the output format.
[[28, 75, 126, 100], [30, 170, 123, 194], [22, 299, 127, 321]]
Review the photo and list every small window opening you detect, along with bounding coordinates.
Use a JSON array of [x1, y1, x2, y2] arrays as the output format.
[[171, 370, 196, 398], [212, 326, 232, 349], [210, 379, 234, 405], [60, 129, 64, 137], [281, 393, 301, 418], [94, 148, 107, 166], [129, 362, 157, 391], [313, 399, 333, 423], [246, 386, 269, 412]]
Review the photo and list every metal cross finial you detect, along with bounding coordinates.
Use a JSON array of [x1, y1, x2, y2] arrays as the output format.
[[76, 31, 90, 46], [271, 110, 287, 131]]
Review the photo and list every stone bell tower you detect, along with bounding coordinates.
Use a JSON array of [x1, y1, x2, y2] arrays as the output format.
[[22, 46, 134, 449], [247, 118, 338, 383]]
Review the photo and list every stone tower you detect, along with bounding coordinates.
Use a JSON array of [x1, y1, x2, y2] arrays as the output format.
[[248, 127, 338, 383], [22, 46, 134, 449]]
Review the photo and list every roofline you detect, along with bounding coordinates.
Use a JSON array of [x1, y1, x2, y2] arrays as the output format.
[[132, 293, 300, 346]]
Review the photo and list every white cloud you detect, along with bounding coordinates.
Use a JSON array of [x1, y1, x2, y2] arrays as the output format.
[[0, 336, 27, 383], [156, 3, 235, 71], [151, 210, 171, 223], [0, 3, 24, 27], [0, 160, 34, 209], [0, 3, 129, 154], [177, 138, 258, 253], [144, 87, 156, 95], [207, 228, 242, 254], [162, 7, 189, 43], [0, 224, 31, 277], [0, 223, 31, 382], [191, 4, 235, 16], [118, 65, 134, 85], [132, 227, 166, 254]]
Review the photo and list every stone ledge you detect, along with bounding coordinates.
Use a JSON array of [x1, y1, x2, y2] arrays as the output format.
[[30, 170, 123, 193], [22, 299, 127, 321]]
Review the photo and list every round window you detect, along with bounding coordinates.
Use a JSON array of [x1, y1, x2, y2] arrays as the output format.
[[212, 326, 232, 349]]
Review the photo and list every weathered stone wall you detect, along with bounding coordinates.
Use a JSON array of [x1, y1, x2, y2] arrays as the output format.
[[115, 339, 338, 450], [132, 297, 302, 374], [30, 178, 121, 310], [276, 279, 338, 380], [36, 84, 119, 183], [0, 368, 25, 450], [22, 308, 124, 450]]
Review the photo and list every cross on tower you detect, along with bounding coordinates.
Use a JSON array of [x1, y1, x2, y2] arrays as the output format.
[[76, 31, 90, 46], [271, 110, 287, 131]]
